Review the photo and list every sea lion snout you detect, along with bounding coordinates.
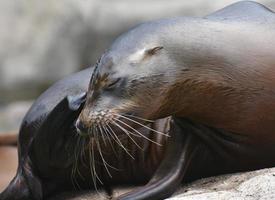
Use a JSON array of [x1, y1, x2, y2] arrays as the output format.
[[76, 109, 117, 136], [75, 119, 89, 136]]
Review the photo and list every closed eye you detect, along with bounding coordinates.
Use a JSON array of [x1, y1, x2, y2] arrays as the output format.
[[106, 78, 121, 90], [146, 46, 163, 56]]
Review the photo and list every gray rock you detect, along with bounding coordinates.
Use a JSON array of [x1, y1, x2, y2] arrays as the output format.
[[168, 167, 275, 200]]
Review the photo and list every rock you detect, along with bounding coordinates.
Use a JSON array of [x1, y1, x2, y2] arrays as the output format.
[[48, 187, 138, 200], [168, 167, 275, 200]]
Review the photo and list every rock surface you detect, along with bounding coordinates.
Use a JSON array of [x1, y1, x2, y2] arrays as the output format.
[[169, 168, 275, 200]]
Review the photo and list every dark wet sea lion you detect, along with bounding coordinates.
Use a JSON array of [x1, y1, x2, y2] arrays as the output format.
[[0, 68, 92, 200], [76, 1, 275, 199], [0, 66, 174, 200]]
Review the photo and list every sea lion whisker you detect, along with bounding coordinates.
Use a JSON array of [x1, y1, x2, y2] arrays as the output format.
[[78, 138, 87, 180], [105, 124, 125, 147], [75, 137, 86, 175], [106, 124, 135, 159], [80, 137, 88, 169], [101, 123, 119, 158], [115, 114, 170, 137], [94, 126, 117, 176], [89, 137, 103, 188], [91, 125, 103, 182], [72, 136, 80, 179], [114, 118, 162, 146], [88, 142, 99, 193], [95, 125, 120, 172], [110, 119, 142, 148], [88, 137, 110, 200], [118, 113, 155, 123], [71, 136, 82, 190], [110, 119, 143, 150], [72, 136, 81, 173], [97, 123, 108, 147], [91, 132, 114, 199], [90, 127, 104, 185]]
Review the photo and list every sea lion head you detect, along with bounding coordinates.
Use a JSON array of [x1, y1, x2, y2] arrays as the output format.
[[76, 21, 184, 136]]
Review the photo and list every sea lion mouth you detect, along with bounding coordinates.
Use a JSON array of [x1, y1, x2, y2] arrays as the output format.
[[75, 110, 116, 137], [76, 109, 169, 146]]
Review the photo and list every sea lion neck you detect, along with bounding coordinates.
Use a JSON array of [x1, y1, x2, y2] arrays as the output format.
[[158, 60, 275, 136], [146, 18, 275, 135]]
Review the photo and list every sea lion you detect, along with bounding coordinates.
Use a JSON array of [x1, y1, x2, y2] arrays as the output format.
[[0, 66, 176, 200], [0, 68, 92, 200], [75, 1, 275, 199]]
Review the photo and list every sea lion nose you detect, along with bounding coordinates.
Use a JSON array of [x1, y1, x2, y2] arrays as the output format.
[[75, 119, 89, 135]]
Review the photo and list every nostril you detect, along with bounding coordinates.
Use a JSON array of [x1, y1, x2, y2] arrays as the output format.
[[75, 119, 88, 134]]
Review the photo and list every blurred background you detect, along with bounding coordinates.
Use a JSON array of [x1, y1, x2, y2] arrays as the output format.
[[0, 0, 275, 133]]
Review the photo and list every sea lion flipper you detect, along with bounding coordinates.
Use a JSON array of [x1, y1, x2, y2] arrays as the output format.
[[117, 119, 199, 200], [0, 166, 43, 200], [36, 92, 86, 140], [33, 93, 86, 169], [205, 1, 275, 23]]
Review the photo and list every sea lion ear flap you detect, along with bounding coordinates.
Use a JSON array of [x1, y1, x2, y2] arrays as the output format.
[[32, 92, 87, 168], [37, 92, 87, 134], [67, 92, 87, 111]]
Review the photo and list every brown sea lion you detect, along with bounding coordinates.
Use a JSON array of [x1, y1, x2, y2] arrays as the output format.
[[75, 1, 275, 199]]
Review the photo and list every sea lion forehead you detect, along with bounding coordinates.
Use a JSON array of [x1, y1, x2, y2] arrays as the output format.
[[109, 22, 164, 56], [107, 17, 198, 59]]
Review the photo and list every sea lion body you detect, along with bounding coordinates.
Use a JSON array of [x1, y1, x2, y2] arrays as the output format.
[[75, 1, 275, 199]]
